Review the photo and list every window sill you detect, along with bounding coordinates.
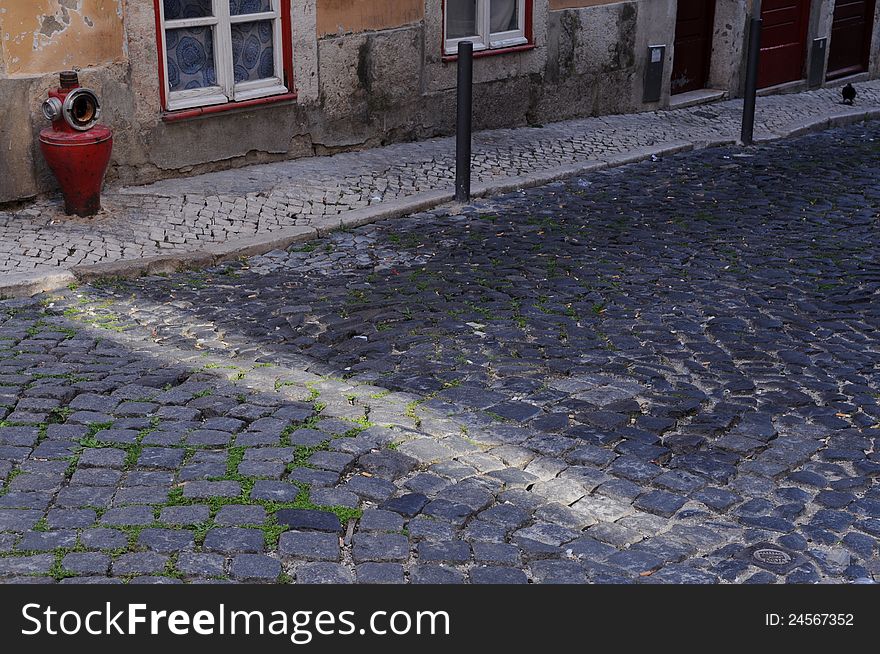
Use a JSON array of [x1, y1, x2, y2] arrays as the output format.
[[442, 43, 535, 63], [162, 92, 298, 123]]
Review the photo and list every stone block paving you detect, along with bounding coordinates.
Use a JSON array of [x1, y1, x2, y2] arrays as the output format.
[[2, 81, 880, 276], [1, 122, 879, 584]]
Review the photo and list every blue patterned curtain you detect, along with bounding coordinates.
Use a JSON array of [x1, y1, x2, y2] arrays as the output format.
[[166, 27, 217, 91], [231, 21, 275, 82]]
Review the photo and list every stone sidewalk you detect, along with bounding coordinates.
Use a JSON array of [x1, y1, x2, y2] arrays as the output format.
[[2, 79, 880, 295]]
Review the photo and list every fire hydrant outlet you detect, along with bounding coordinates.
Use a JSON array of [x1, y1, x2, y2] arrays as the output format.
[[42, 97, 63, 122]]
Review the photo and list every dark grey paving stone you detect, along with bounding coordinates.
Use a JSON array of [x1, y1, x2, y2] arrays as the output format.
[[79, 528, 128, 551], [381, 493, 429, 517], [309, 487, 360, 508], [0, 509, 42, 532], [250, 481, 298, 502], [216, 505, 267, 526], [605, 550, 664, 575], [113, 486, 170, 505], [410, 565, 465, 584], [137, 528, 195, 552], [355, 563, 405, 584], [237, 461, 286, 478], [0, 554, 54, 575], [344, 475, 396, 501], [203, 527, 264, 553], [295, 562, 353, 584], [276, 509, 341, 533], [352, 534, 410, 563], [183, 481, 241, 499], [529, 560, 588, 584], [472, 541, 520, 565], [308, 451, 356, 473], [101, 506, 155, 526], [62, 552, 110, 575], [633, 490, 688, 518], [417, 540, 471, 563], [407, 516, 457, 541], [278, 531, 340, 561], [358, 451, 418, 479], [357, 509, 404, 533], [159, 505, 210, 525], [138, 448, 186, 469], [231, 554, 281, 581], [17, 530, 77, 551], [178, 553, 226, 577]]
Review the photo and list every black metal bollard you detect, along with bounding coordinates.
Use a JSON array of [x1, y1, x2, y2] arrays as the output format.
[[741, 16, 763, 145], [455, 41, 474, 203]]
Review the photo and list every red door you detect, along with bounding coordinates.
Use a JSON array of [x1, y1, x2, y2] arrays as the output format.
[[827, 0, 876, 79], [758, 0, 813, 88], [671, 0, 717, 94]]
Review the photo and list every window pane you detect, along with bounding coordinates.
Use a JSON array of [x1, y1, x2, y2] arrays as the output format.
[[231, 20, 276, 82], [490, 0, 518, 33], [447, 0, 478, 39], [230, 0, 272, 15], [166, 27, 217, 91], [163, 0, 213, 20]]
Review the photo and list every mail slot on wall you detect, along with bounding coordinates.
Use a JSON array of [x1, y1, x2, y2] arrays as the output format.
[[643, 45, 666, 103]]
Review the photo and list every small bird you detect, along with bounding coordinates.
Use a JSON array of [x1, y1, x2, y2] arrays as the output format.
[[842, 83, 856, 105]]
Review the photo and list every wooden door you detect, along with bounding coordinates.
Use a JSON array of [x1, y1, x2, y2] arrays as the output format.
[[758, 0, 813, 88], [671, 0, 716, 94], [827, 0, 876, 79]]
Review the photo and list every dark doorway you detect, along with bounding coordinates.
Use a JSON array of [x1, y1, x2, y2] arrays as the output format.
[[827, 0, 876, 80], [671, 0, 716, 94], [758, 0, 813, 88]]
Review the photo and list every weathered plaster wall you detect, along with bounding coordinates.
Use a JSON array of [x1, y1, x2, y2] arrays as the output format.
[[808, 0, 835, 87], [540, 1, 642, 122], [317, 0, 424, 37], [0, 0, 125, 76], [0, 1, 126, 203], [2, 0, 879, 206], [707, 0, 749, 93], [871, 2, 880, 77]]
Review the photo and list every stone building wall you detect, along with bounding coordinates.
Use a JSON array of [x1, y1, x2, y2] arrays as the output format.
[[1, 0, 878, 204]]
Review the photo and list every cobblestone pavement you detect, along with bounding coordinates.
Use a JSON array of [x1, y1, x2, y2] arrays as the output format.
[[1, 122, 879, 584], [3, 81, 880, 277]]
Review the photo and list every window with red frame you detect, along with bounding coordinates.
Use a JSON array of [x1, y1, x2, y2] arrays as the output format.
[[157, 0, 291, 112], [444, 0, 529, 55]]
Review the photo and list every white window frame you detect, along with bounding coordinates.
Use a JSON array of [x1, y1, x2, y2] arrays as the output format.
[[444, 0, 528, 56], [159, 0, 288, 112]]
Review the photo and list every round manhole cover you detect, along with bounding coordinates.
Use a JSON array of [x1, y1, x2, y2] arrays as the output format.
[[753, 548, 792, 566]]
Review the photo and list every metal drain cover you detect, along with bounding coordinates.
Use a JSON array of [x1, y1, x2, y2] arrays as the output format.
[[753, 548, 792, 566], [736, 543, 801, 574]]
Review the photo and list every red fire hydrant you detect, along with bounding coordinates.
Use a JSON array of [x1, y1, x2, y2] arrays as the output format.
[[39, 71, 113, 217]]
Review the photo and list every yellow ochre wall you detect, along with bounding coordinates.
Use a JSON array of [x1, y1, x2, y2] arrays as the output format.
[[316, 0, 425, 37], [0, 0, 125, 76]]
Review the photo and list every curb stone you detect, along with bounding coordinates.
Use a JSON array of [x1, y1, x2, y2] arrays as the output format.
[[0, 270, 77, 298]]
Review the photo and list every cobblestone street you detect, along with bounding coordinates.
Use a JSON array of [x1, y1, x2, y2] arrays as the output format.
[[1, 122, 879, 584], [2, 80, 880, 284]]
